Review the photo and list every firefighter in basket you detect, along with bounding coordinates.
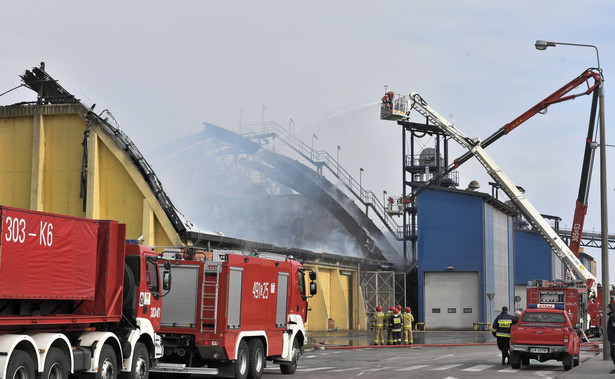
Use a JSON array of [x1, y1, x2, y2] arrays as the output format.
[[381, 91, 394, 113], [403, 306, 414, 344], [371, 306, 385, 345]]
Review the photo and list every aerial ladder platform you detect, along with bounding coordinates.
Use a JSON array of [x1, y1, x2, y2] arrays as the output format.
[[394, 91, 597, 291]]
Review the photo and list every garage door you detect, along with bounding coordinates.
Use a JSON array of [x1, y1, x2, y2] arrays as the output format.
[[424, 272, 479, 330]]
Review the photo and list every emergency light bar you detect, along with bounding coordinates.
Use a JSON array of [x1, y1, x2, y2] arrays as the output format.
[[528, 303, 565, 310]]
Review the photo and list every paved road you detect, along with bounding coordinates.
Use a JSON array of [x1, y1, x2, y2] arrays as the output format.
[[261, 344, 597, 379]]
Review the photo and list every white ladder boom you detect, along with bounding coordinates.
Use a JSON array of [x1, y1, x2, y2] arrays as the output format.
[[408, 92, 596, 288]]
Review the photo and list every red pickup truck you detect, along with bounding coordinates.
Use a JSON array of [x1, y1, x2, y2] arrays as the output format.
[[509, 306, 581, 371]]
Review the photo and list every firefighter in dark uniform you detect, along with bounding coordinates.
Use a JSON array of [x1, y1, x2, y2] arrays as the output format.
[[607, 303, 615, 373], [390, 308, 403, 345], [492, 306, 514, 365], [385, 306, 395, 344]]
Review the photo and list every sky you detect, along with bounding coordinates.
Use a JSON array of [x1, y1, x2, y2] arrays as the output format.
[[1, 1, 615, 282]]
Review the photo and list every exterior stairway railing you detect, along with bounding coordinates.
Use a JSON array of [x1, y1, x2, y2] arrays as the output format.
[[240, 122, 406, 240]]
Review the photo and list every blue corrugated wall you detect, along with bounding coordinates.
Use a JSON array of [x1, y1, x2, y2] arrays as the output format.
[[514, 229, 553, 283], [417, 189, 485, 322]]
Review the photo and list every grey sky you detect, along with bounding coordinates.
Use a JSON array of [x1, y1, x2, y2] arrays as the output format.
[[2, 1, 614, 278]]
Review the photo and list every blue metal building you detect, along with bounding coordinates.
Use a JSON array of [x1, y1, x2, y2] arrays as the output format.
[[416, 185, 596, 330], [417, 187, 516, 329]]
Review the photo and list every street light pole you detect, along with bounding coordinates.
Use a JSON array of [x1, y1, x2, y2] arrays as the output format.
[[535, 39, 608, 360], [598, 73, 609, 361]]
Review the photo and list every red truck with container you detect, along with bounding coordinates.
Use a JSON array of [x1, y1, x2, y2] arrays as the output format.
[[509, 304, 581, 371], [0, 206, 167, 379]]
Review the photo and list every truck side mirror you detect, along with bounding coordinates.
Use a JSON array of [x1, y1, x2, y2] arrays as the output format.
[[309, 271, 317, 281], [310, 282, 317, 296], [162, 271, 171, 291], [162, 261, 172, 292]]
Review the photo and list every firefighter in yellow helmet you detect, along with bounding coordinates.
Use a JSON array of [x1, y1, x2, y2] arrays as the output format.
[[390, 308, 403, 344], [385, 306, 395, 344], [403, 306, 414, 344], [371, 305, 385, 345]]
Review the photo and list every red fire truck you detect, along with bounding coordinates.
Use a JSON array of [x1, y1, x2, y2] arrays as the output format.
[[151, 249, 317, 378], [0, 206, 167, 379], [526, 279, 588, 331]]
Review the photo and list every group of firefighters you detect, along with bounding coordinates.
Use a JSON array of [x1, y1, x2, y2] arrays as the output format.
[[371, 305, 414, 345]]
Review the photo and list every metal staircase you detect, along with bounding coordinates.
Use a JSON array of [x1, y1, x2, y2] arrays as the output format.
[[239, 122, 405, 241]]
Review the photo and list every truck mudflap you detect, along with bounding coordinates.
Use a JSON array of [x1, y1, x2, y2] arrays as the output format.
[[196, 345, 229, 361], [150, 361, 218, 375]]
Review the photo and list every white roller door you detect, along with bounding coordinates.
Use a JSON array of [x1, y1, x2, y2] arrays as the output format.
[[424, 272, 479, 330]]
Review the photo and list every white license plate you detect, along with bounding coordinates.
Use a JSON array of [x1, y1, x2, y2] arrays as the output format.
[[529, 347, 549, 353]]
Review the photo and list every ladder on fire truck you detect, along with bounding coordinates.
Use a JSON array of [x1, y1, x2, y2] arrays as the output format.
[[201, 261, 222, 333], [405, 92, 597, 291]]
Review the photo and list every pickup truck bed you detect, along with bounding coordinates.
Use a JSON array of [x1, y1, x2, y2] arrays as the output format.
[[509, 308, 580, 371]]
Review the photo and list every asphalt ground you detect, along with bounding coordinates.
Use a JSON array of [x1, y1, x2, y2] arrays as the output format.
[[307, 330, 615, 378]]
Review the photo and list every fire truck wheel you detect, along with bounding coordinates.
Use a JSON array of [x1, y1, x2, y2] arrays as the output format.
[[6, 349, 35, 379], [521, 355, 530, 366], [234, 340, 249, 379], [247, 339, 264, 379], [42, 347, 69, 379], [122, 342, 149, 379], [96, 345, 118, 379], [280, 338, 299, 375], [573, 351, 580, 367]]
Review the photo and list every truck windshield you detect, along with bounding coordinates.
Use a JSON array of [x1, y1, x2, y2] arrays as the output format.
[[297, 269, 306, 300], [522, 312, 566, 323]]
